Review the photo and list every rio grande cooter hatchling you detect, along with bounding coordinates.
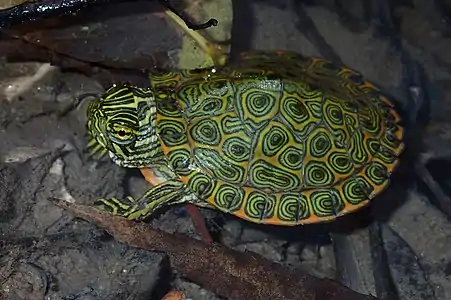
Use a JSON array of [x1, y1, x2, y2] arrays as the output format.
[[86, 50, 405, 226]]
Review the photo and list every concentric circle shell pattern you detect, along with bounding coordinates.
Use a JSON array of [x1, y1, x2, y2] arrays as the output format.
[[152, 51, 405, 225]]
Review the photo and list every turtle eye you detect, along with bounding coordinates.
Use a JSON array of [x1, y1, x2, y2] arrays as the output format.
[[107, 122, 136, 145]]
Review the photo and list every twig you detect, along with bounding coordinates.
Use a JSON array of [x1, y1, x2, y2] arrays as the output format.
[[49, 197, 378, 300], [0, 0, 217, 30]]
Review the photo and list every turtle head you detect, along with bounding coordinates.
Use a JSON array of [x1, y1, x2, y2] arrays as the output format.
[[87, 84, 162, 168]]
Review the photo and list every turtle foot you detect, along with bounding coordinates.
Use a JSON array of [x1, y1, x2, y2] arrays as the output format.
[[93, 196, 136, 217]]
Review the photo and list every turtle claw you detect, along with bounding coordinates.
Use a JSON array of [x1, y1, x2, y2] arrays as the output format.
[[125, 196, 137, 204], [93, 196, 136, 217]]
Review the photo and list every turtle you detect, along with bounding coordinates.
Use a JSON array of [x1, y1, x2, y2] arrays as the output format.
[[86, 50, 405, 227]]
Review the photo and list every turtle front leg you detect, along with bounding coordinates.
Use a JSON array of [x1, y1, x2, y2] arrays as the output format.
[[139, 168, 213, 244], [94, 180, 188, 221]]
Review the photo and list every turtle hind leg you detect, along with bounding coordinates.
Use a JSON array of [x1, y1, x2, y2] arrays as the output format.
[[94, 180, 189, 221], [162, 3, 228, 67]]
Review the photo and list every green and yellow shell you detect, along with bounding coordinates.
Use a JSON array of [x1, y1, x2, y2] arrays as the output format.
[[88, 51, 404, 225]]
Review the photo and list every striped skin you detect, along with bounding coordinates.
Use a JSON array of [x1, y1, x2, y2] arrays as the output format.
[[87, 85, 163, 167], [87, 51, 405, 225]]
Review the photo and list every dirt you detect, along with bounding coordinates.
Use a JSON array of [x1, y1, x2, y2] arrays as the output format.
[[1, 0, 451, 299]]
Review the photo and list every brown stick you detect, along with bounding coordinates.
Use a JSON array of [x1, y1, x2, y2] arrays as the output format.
[[49, 198, 378, 300]]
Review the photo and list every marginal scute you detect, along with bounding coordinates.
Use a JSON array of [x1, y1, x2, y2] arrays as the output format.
[[186, 171, 215, 199], [151, 51, 405, 225], [212, 181, 244, 212], [358, 106, 381, 135], [342, 176, 374, 205], [309, 189, 345, 217], [276, 193, 310, 222], [365, 161, 389, 186], [167, 148, 191, 175], [243, 189, 276, 220]]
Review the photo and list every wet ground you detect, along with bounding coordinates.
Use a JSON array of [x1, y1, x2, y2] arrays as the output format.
[[1, 0, 451, 299]]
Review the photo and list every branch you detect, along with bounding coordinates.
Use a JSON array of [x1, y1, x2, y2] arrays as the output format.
[[0, 0, 216, 30], [49, 198, 378, 300]]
